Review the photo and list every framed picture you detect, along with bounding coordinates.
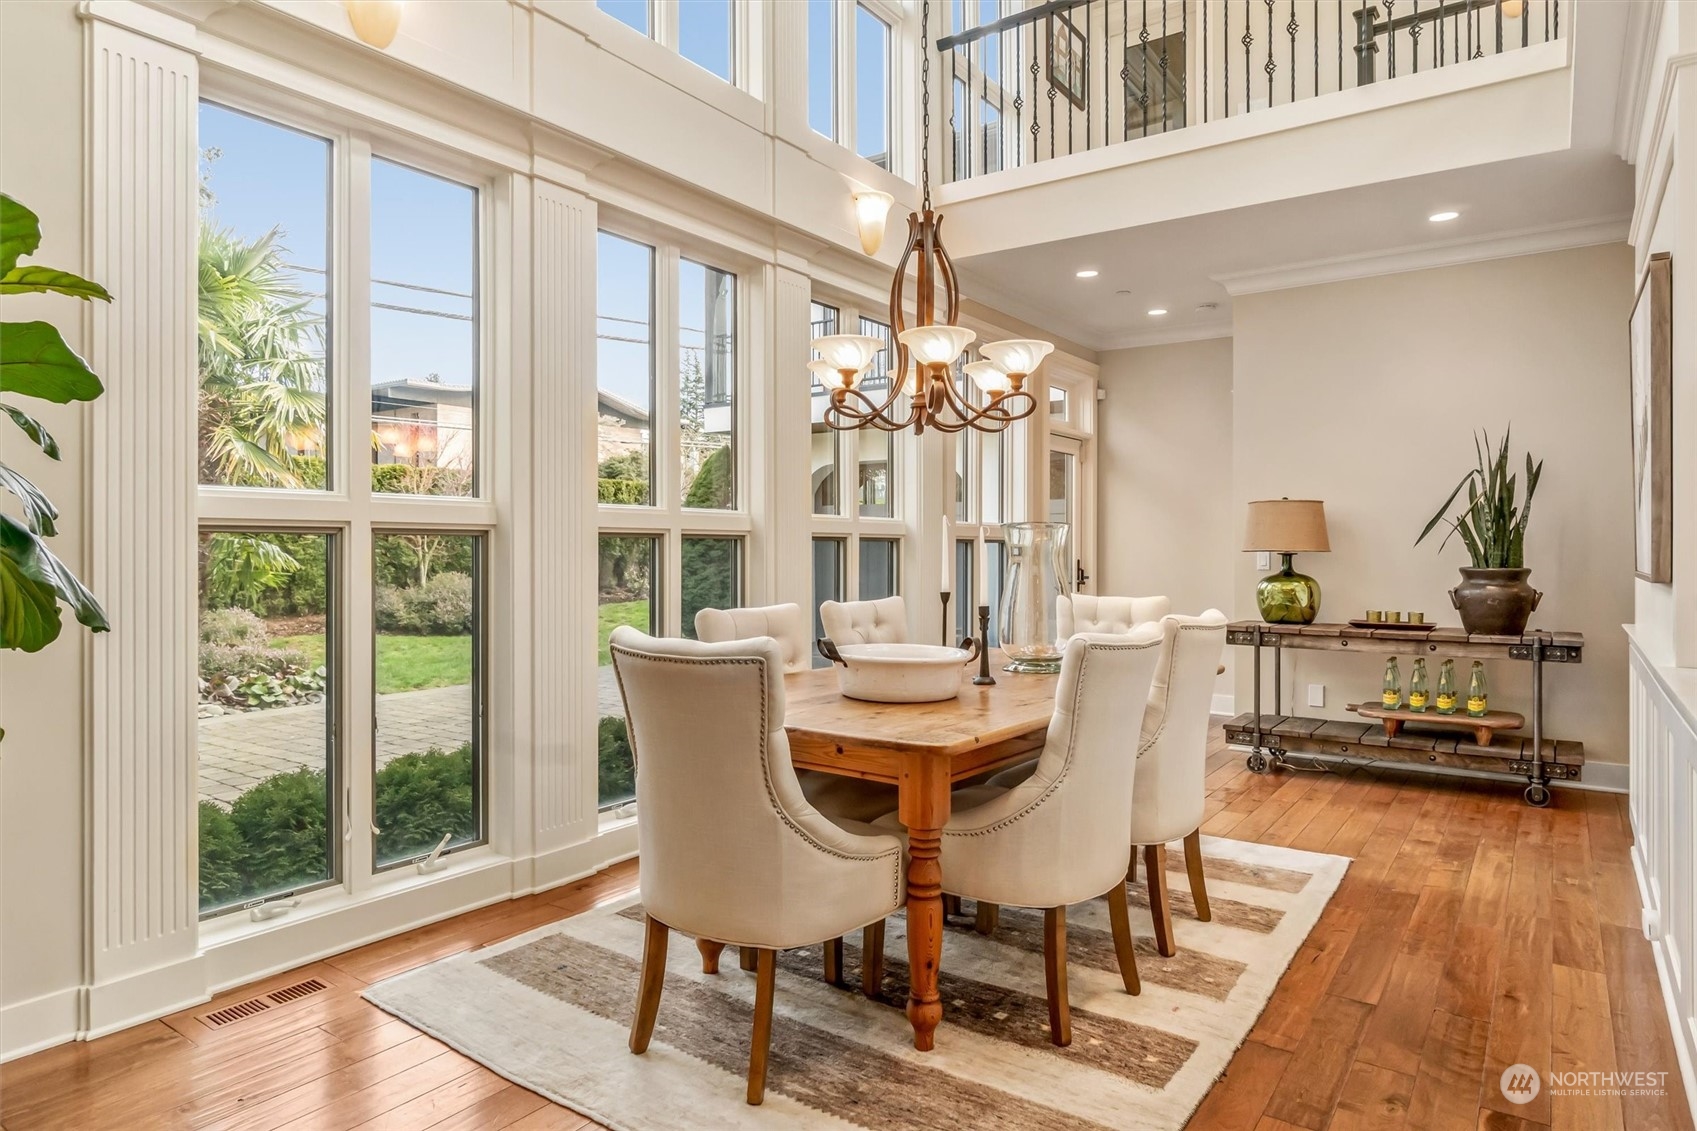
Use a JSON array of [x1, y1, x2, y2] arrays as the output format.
[[1047, 10, 1088, 111], [1629, 252, 1672, 582]]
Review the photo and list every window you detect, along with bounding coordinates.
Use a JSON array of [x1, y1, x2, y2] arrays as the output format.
[[195, 101, 491, 917], [811, 2, 899, 170], [598, 0, 736, 85], [596, 229, 749, 804], [811, 536, 846, 667], [810, 302, 842, 516], [860, 538, 900, 599]]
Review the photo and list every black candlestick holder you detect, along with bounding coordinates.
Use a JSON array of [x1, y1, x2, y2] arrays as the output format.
[[939, 590, 951, 647], [973, 605, 996, 685]]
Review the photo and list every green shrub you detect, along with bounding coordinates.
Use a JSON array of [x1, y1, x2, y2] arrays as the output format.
[[598, 715, 635, 807], [198, 801, 246, 908], [598, 477, 649, 505], [683, 443, 731, 508], [374, 744, 475, 861], [199, 641, 311, 685], [228, 768, 329, 893], [200, 606, 267, 647], [374, 571, 473, 634]]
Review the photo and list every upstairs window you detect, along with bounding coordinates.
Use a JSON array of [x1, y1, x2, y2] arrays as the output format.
[[598, 0, 738, 85], [809, 1, 897, 172]]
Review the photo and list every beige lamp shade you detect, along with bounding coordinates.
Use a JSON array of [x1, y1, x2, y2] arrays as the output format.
[[1243, 499, 1330, 553]]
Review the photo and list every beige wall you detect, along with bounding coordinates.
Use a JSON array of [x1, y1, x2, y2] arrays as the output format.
[[0, 0, 89, 1039], [1096, 337, 1236, 703], [1232, 244, 1636, 766]]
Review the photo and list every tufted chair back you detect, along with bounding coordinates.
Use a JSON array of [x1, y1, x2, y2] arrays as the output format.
[[609, 627, 903, 950], [1130, 610, 1228, 845], [694, 603, 811, 675], [941, 627, 1164, 909], [1056, 594, 1171, 640], [818, 596, 909, 646]]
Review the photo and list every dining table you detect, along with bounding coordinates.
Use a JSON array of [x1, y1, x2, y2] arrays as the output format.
[[782, 652, 1059, 1051]]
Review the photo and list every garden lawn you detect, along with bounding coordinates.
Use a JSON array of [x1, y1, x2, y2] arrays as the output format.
[[276, 633, 473, 694], [597, 600, 651, 665]]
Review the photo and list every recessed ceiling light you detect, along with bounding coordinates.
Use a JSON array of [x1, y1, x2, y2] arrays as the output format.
[[1428, 210, 1460, 223], [1075, 269, 1099, 278], [1147, 308, 1168, 316], [1115, 288, 1132, 295]]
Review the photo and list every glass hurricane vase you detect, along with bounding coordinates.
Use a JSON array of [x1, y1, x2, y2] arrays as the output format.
[[998, 521, 1072, 673]]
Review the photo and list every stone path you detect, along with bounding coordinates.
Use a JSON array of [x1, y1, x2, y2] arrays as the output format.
[[197, 675, 631, 807]]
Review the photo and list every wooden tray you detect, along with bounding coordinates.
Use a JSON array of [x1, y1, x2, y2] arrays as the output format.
[[1347, 619, 1438, 633], [1347, 702, 1525, 747]]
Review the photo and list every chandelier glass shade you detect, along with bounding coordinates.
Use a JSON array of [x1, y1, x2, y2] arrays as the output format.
[[809, 0, 1048, 436]]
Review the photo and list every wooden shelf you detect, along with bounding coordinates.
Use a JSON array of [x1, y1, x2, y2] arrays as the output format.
[[1346, 702, 1525, 747], [1223, 712, 1584, 781], [1225, 621, 1583, 663]]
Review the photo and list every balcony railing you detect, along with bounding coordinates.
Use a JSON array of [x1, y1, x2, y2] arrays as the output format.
[[938, 0, 1563, 183]]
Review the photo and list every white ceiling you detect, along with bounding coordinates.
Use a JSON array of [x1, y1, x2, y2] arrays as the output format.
[[955, 146, 1634, 352]]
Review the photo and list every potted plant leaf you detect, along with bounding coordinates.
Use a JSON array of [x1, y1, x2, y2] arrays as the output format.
[[1416, 428, 1543, 636]]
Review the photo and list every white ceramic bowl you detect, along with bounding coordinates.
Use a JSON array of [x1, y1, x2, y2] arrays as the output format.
[[817, 640, 978, 703]]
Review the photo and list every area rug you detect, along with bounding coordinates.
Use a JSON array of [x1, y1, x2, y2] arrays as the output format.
[[364, 835, 1347, 1130]]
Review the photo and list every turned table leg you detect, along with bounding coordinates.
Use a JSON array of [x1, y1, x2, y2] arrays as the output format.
[[899, 752, 951, 1052]]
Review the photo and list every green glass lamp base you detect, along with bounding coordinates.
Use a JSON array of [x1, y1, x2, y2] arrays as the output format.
[[1256, 554, 1322, 625]]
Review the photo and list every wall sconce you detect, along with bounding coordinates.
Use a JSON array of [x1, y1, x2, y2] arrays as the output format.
[[852, 190, 895, 256], [345, 0, 403, 49]]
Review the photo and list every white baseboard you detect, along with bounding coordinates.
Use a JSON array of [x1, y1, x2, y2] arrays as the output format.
[[0, 987, 82, 1063], [1210, 693, 1236, 717], [83, 953, 210, 1042]]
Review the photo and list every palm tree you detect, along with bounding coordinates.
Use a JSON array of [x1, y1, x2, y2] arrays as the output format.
[[197, 223, 326, 488]]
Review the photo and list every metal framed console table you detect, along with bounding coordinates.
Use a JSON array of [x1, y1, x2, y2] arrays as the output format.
[[1223, 621, 1585, 807]]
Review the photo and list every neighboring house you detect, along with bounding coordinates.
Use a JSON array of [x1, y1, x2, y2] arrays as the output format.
[[597, 389, 651, 464], [371, 378, 473, 470]]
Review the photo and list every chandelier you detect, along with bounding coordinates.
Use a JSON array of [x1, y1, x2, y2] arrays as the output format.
[[809, 0, 1051, 435]]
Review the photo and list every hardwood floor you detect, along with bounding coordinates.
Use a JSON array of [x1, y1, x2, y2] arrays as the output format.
[[3, 727, 1691, 1131]]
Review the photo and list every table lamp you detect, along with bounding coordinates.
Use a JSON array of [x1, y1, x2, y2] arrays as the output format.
[[1243, 499, 1330, 624]]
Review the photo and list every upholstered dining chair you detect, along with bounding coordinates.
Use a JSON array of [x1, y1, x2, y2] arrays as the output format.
[[694, 602, 899, 834], [609, 627, 904, 1105], [1056, 593, 1171, 639], [818, 595, 909, 645], [878, 628, 1164, 1045], [694, 603, 810, 674]]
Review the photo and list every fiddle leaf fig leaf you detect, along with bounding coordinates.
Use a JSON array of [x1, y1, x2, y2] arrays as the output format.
[[0, 196, 42, 276], [1, 404, 60, 459], [0, 321, 103, 402], [0, 266, 112, 302], [0, 514, 107, 647], [0, 464, 58, 536]]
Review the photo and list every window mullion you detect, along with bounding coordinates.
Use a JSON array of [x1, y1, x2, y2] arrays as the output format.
[[656, 245, 681, 514], [840, 3, 857, 152]]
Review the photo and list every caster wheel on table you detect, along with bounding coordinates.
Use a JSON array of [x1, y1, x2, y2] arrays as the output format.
[[1246, 751, 1272, 775], [1523, 783, 1551, 808]]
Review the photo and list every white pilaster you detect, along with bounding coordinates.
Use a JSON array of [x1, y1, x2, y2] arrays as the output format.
[[770, 265, 814, 609], [84, 5, 206, 1032], [531, 178, 601, 876]]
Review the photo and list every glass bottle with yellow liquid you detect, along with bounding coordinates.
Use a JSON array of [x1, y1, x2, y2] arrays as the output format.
[[1466, 660, 1489, 718], [1435, 659, 1458, 714], [1381, 657, 1402, 710], [1408, 658, 1430, 712]]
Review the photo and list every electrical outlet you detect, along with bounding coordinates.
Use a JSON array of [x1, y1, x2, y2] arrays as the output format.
[[1256, 552, 1272, 571], [1307, 683, 1325, 708]]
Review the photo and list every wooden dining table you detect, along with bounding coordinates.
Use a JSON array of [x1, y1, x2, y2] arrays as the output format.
[[782, 654, 1059, 1051]]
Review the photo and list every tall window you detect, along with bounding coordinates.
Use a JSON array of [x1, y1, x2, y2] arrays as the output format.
[[810, 1, 898, 171], [598, 0, 737, 84], [596, 230, 747, 806], [195, 102, 490, 917]]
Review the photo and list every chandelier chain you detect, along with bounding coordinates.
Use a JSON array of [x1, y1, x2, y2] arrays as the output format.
[[920, 0, 932, 210]]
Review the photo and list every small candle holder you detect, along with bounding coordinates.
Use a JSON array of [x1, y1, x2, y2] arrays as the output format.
[[973, 605, 997, 686], [939, 590, 952, 647]]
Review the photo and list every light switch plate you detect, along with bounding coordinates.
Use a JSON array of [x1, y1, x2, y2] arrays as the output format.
[[1307, 684, 1325, 707], [1256, 552, 1272, 571]]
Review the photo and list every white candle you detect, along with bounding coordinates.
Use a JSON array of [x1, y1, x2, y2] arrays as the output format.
[[940, 525, 952, 594], [974, 529, 988, 608]]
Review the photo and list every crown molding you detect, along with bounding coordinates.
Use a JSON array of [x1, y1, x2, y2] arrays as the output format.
[[1613, 0, 1665, 162], [1214, 214, 1632, 297], [1095, 319, 1234, 352]]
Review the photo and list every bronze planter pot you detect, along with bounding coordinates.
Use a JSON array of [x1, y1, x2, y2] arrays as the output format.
[[1449, 567, 1542, 636]]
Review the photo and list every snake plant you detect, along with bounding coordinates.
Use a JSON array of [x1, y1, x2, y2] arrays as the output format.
[[1416, 428, 1543, 569]]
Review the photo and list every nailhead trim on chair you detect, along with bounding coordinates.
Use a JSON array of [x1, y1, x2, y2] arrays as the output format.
[[609, 644, 904, 909]]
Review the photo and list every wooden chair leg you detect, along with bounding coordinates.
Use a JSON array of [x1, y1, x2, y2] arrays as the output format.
[[1104, 881, 1142, 995], [1042, 906, 1072, 1047], [747, 949, 777, 1105], [823, 937, 845, 986], [1183, 828, 1212, 922], [630, 915, 669, 1054], [697, 938, 726, 974], [739, 946, 758, 972], [1145, 842, 1176, 957], [1127, 851, 1137, 883], [943, 894, 963, 918], [973, 901, 1000, 935], [861, 921, 885, 999]]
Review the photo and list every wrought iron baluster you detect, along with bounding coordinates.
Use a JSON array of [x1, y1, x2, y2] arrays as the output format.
[[1522, 1, 1529, 48], [1224, 0, 1230, 117], [1337, 0, 1343, 91], [1242, 0, 1253, 114], [1181, 0, 1188, 128], [1437, 1, 1444, 67], [1312, 0, 1318, 101], [1410, 0, 1420, 73], [1496, 0, 1503, 54], [997, 24, 1005, 172], [979, 35, 989, 173], [1265, 0, 1275, 109], [1141, 0, 1151, 137], [1101, 0, 1109, 149], [1066, 12, 1074, 158], [1161, 1, 1170, 131], [1386, 0, 1395, 79], [1553, 0, 1557, 42], [949, 46, 960, 182], [1123, 0, 1132, 140], [1046, 23, 1056, 161], [1031, 23, 1042, 164], [1287, 4, 1297, 104], [1014, 22, 1025, 169]]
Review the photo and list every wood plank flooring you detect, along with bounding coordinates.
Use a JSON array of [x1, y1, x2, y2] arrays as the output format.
[[3, 726, 1690, 1130]]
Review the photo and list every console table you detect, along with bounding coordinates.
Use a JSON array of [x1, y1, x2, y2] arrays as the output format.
[[1222, 621, 1584, 806]]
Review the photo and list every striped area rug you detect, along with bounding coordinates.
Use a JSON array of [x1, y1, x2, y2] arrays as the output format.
[[364, 836, 1347, 1130]]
